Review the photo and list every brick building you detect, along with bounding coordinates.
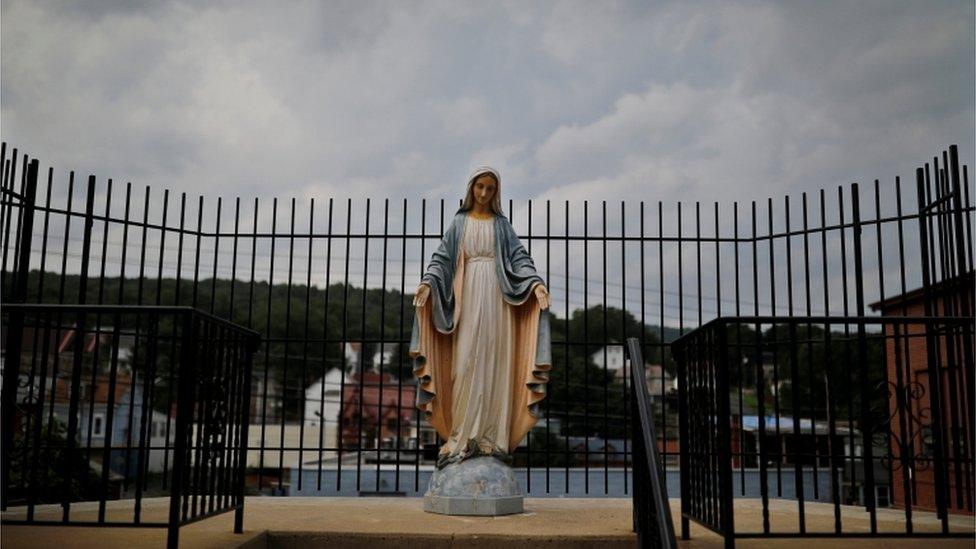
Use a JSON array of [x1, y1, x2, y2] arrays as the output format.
[[870, 271, 973, 515], [338, 371, 417, 451]]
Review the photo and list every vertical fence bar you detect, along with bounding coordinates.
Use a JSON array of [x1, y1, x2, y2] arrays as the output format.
[[26, 309, 53, 521], [676, 321, 690, 540], [892, 176, 915, 530], [820, 188, 841, 533], [716, 322, 735, 549], [337, 198, 351, 492], [395, 198, 406, 490], [851, 183, 878, 532], [785, 196, 806, 533], [766, 198, 783, 496], [916, 169, 950, 532], [278, 199, 296, 491], [375, 198, 389, 491], [356, 199, 370, 492], [317, 198, 334, 491], [416, 198, 426, 491], [6, 153, 24, 291], [133, 314, 160, 522], [837, 187, 858, 514], [601, 200, 608, 493], [583, 199, 589, 493], [298, 199, 314, 492], [564, 200, 571, 494], [61, 176, 96, 522], [258, 198, 276, 491], [801, 192, 820, 501], [658, 201, 667, 479], [872, 180, 897, 510], [167, 313, 196, 549], [235, 331, 257, 533], [619, 200, 627, 496], [948, 146, 975, 511], [545, 199, 553, 493], [755, 202, 771, 534], [733, 202, 745, 495], [1, 158, 37, 511]]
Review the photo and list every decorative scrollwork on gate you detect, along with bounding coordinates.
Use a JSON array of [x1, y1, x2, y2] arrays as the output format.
[[874, 379, 933, 473]]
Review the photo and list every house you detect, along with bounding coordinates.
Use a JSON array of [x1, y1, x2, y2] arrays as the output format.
[[370, 343, 399, 371], [730, 414, 856, 468], [338, 371, 418, 453], [591, 344, 627, 374], [3, 324, 176, 476], [644, 364, 676, 399], [870, 270, 974, 515], [589, 344, 675, 399], [566, 436, 629, 465], [342, 341, 363, 368], [47, 370, 175, 477], [250, 374, 283, 424], [303, 367, 345, 430], [304, 342, 404, 434], [339, 341, 400, 372]]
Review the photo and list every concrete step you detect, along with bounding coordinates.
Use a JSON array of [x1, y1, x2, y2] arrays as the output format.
[[254, 531, 634, 548]]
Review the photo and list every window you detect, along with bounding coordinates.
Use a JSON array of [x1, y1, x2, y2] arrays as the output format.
[[93, 414, 105, 437], [876, 485, 890, 508]]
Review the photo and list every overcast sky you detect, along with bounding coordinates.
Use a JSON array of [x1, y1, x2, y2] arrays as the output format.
[[2, 0, 973, 207]]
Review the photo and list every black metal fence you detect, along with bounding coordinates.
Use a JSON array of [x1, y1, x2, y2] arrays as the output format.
[[673, 315, 974, 545], [1, 303, 260, 548], [670, 148, 974, 545], [0, 140, 972, 506]]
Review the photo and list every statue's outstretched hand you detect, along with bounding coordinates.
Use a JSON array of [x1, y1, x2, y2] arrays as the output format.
[[413, 283, 431, 307], [534, 284, 550, 310]]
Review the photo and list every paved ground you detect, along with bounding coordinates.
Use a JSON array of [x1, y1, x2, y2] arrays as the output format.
[[1, 497, 972, 548]]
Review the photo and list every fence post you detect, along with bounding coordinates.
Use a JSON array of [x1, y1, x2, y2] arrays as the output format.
[[168, 312, 199, 549], [850, 183, 878, 533], [0, 159, 38, 511], [715, 323, 735, 549], [675, 342, 690, 540], [915, 171, 950, 531], [234, 333, 259, 534], [60, 176, 97, 522], [947, 146, 975, 452]]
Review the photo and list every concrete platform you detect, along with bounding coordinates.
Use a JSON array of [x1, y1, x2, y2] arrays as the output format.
[[1, 497, 972, 548]]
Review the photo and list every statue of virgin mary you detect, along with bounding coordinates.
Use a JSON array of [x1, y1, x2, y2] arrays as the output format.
[[409, 166, 552, 469]]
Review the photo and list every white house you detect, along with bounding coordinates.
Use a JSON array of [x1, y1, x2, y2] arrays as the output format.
[[590, 344, 675, 399], [369, 343, 399, 372], [590, 344, 627, 374], [303, 366, 345, 431], [340, 341, 399, 372]]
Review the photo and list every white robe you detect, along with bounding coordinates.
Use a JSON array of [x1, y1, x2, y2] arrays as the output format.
[[444, 215, 515, 458]]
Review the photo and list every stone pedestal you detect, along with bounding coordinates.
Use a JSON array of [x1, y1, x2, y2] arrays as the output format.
[[423, 456, 524, 516]]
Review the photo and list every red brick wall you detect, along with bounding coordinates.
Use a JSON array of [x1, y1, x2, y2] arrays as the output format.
[[881, 298, 973, 515]]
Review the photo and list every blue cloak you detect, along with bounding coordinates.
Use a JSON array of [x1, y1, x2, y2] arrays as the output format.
[[409, 211, 552, 453]]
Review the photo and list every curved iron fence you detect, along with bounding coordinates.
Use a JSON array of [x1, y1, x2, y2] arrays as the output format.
[[0, 141, 972, 512], [1, 303, 260, 548]]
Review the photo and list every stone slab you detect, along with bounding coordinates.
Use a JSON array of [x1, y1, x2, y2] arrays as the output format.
[[423, 455, 525, 516], [423, 493, 524, 515]]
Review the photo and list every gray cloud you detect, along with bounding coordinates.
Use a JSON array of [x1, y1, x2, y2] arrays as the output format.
[[2, 0, 972, 208]]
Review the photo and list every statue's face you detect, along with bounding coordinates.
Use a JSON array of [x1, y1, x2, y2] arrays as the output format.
[[472, 174, 497, 208]]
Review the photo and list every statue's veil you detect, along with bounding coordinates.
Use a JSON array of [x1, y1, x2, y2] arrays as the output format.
[[458, 166, 504, 216]]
